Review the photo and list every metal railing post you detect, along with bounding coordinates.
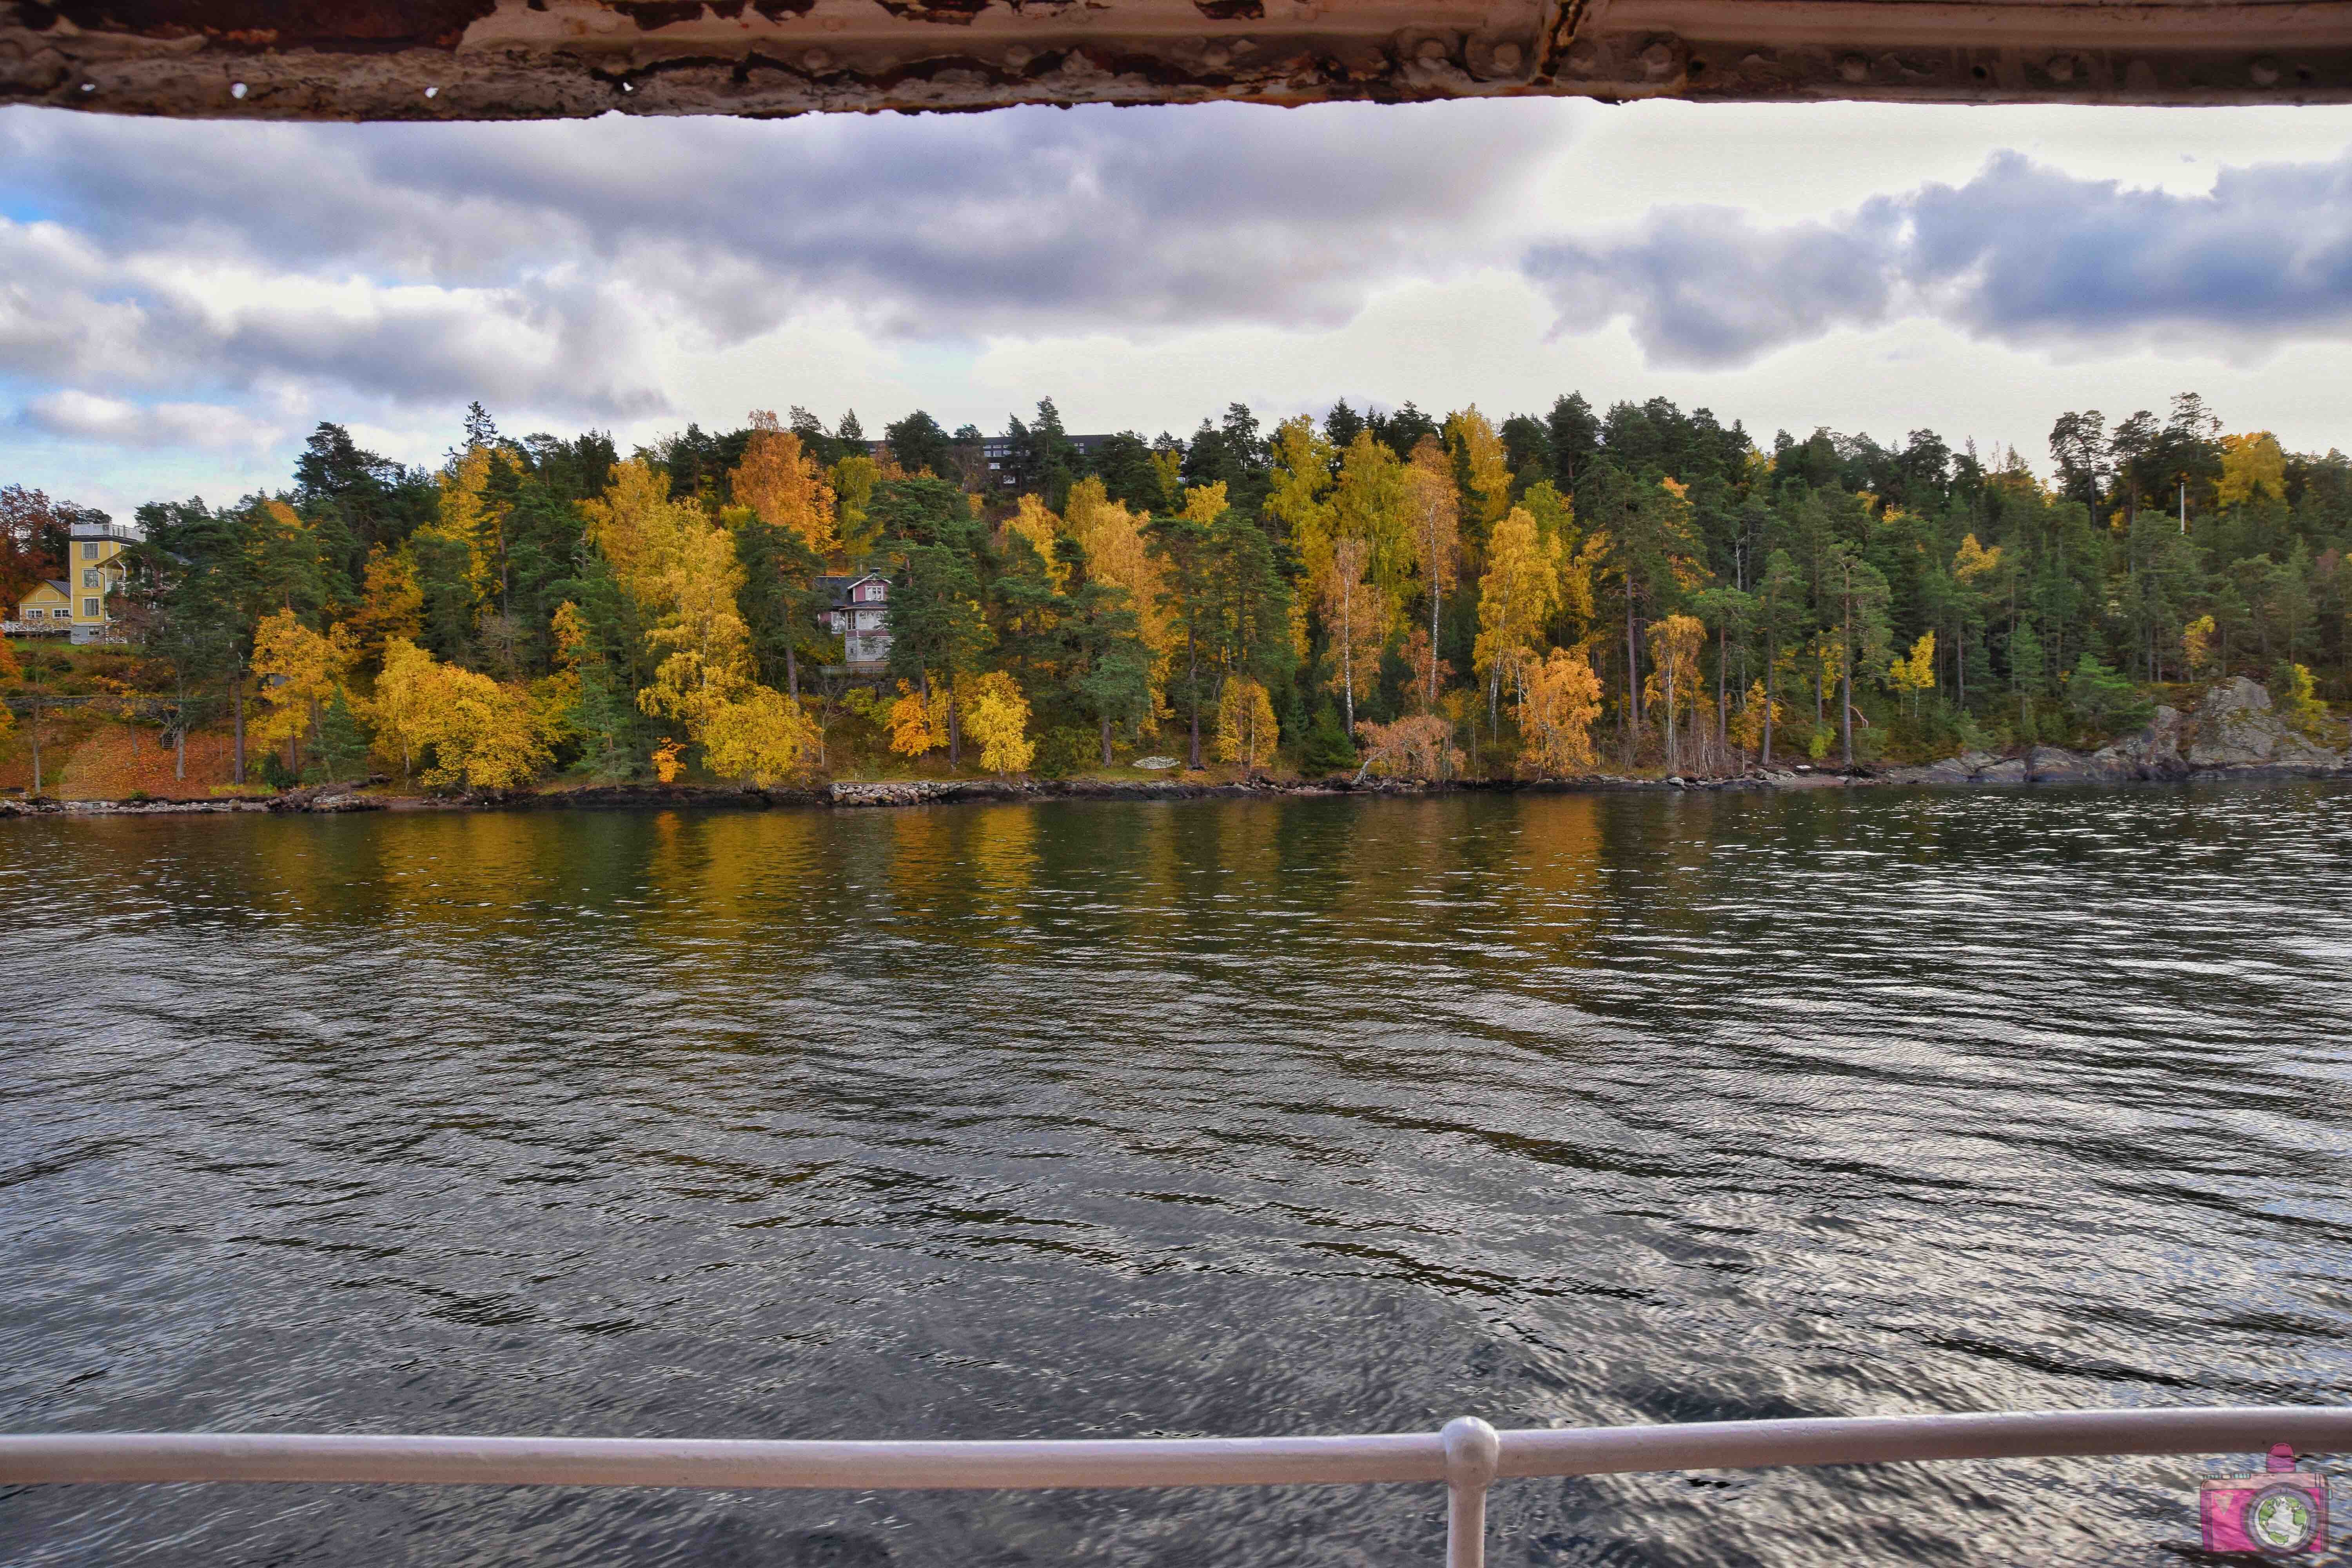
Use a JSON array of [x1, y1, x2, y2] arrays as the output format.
[[1441, 1417, 1499, 1568]]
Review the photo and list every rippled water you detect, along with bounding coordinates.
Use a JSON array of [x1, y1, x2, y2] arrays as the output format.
[[6, 784, 2352, 1566]]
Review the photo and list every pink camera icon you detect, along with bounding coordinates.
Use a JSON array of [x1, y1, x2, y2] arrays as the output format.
[[2201, 1444, 2328, 1555]]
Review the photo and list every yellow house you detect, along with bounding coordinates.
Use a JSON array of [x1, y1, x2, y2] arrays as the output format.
[[13, 518, 132, 641]]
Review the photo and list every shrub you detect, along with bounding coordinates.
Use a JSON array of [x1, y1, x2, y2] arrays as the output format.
[[1032, 725, 1099, 779], [1298, 706, 1357, 775], [2064, 653, 2151, 735], [2270, 661, 2331, 739]]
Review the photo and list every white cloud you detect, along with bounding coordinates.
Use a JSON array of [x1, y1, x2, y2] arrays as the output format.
[[18, 390, 283, 450], [6, 96, 2352, 514]]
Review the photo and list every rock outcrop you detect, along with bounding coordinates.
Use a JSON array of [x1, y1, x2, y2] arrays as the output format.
[[2182, 677, 2343, 770], [267, 780, 387, 813], [1881, 678, 2346, 786], [830, 779, 985, 808]]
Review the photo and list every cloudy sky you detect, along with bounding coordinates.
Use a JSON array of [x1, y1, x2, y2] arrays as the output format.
[[5, 96, 2352, 515]]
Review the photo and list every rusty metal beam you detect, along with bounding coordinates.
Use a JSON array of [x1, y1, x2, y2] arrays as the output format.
[[4, 0, 2348, 118]]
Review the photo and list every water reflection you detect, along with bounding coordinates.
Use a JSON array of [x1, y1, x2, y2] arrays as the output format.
[[4, 784, 2352, 1567]]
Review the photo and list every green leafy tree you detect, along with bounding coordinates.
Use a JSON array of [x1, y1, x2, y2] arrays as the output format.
[[1145, 512, 1217, 769], [312, 691, 374, 781], [886, 543, 992, 768], [2063, 653, 2150, 737]]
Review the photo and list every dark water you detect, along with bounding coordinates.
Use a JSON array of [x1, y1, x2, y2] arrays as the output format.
[[5, 785, 2352, 1567]]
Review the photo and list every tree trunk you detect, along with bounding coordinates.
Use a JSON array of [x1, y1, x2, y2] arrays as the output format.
[[28, 689, 42, 796], [946, 673, 962, 769], [1426, 584, 1442, 709], [1662, 661, 1678, 775], [784, 628, 800, 702], [1339, 587, 1355, 735], [1840, 580, 1856, 769], [1100, 713, 1113, 768], [1716, 623, 1729, 773], [1624, 581, 1641, 730], [1762, 630, 1777, 767], [1185, 637, 1203, 770], [232, 670, 246, 785]]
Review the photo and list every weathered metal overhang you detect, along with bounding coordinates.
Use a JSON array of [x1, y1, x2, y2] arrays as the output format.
[[4, 0, 2348, 118]]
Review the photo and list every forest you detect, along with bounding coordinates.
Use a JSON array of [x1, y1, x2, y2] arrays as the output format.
[[2, 387, 2346, 793]]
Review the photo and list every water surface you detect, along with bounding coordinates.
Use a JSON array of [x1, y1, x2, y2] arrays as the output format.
[[5, 785, 2352, 1565]]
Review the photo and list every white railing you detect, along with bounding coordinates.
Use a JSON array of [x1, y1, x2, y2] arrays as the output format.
[[7, 1406, 2352, 1566]]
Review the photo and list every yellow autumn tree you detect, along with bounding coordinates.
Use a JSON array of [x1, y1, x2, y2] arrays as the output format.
[[418, 667, 549, 791], [732, 412, 838, 555], [699, 685, 820, 787], [1265, 415, 1336, 583], [1006, 494, 1066, 590], [1887, 631, 1936, 715], [432, 443, 522, 606], [1644, 613, 1707, 774], [369, 635, 550, 791], [1727, 679, 1781, 760], [2182, 613, 2218, 677], [371, 636, 436, 780], [886, 678, 951, 757], [1442, 406, 1512, 538], [958, 670, 1034, 776], [641, 515, 755, 724], [831, 451, 880, 550], [1332, 431, 1410, 600], [1518, 647, 1603, 776], [1806, 631, 1847, 751], [1472, 506, 1559, 719], [1951, 534, 2004, 584], [351, 543, 423, 656], [1403, 437, 1460, 708], [1316, 535, 1385, 735], [251, 609, 358, 774], [1214, 675, 1279, 768], [1066, 477, 1168, 657], [1148, 445, 1184, 512], [582, 459, 815, 782], [2218, 432, 2287, 508]]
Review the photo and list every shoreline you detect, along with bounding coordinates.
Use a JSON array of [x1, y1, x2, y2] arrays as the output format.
[[5, 756, 2347, 819]]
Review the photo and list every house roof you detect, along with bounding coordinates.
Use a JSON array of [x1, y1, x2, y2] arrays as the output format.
[[818, 571, 889, 606]]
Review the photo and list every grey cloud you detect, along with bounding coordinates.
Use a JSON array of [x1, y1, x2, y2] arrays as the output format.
[[0, 98, 1574, 434], [0, 214, 675, 420], [1524, 148, 2352, 368], [1525, 206, 1903, 367], [1, 100, 1572, 341]]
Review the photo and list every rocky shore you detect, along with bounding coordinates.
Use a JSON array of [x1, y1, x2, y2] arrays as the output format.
[[1878, 677, 2350, 786], [5, 678, 2342, 820]]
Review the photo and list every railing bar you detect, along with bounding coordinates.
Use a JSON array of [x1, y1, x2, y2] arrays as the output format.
[[5, 1408, 2352, 1493], [1494, 1407, 2352, 1478], [0, 1432, 1448, 1490]]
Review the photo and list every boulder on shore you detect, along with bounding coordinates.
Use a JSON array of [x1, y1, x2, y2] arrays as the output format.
[[829, 779, 974, 807], [267, 780, 387, 813], [2183, 676, 2342, 771]]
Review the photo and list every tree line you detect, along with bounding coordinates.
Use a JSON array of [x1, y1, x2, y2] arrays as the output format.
[[3, 387, 2346, 790]]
